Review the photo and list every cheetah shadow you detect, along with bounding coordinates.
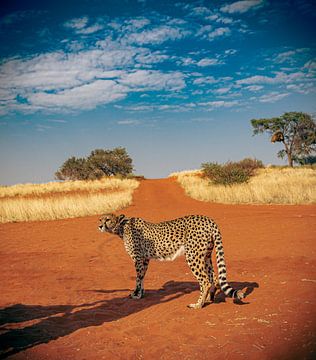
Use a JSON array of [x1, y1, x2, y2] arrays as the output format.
[[211, 281, 259, 306], [0, 280, 257, 358]]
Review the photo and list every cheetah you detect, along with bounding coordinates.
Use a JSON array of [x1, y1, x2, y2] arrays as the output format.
[[98, 213, 244, 309]]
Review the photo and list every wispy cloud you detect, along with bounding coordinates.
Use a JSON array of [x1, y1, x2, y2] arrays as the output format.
[[192, 76, 218, 85], [197, 24, 232, 40], [117, 119, 141, 125], [28, 80, 127, 110], [196, 58, 223, 66], [236, 71, 306, 85], [119, 70, 185, 91], [126, 25, 190, 45], [64, 16, 104, 34], [258, 92, 289, 103], [207, 27, 231, 40], [220, 0, 264, 14], [212, 86, 232, 95], [244, 85, 263, 91], [199, 100, 239, 108]]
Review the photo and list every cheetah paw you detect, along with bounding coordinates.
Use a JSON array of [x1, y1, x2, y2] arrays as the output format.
[[129, 290, 144, 299], [187, 303, 203, 309]]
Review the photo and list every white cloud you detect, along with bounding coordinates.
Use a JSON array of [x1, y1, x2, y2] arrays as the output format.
[[303, 60, 316, 71], [244, 85, 263, 91], [119, 70, 185, 91], [236, 71, 306, 85], [206, 14, 235, 24], [64, 17, 89, 30], [224, 49, 238, 56], [125, 18, 151, 31], [28, 80, 127, 110], [213, 86, 232, 95], [0, 38, 185, 114], [197, 58, 223, 66], [197, 25, 213, 37], [197, 25, 231, 40], [199, 100, 239, 109], [64, 16, 104, 35], [135, 51, 169, 65], [190, 6, 213, 17], [0, 49, 136, 93], [126, 25, 189, 45], [178, 57, 196, 66], [193, 76, 218, 85], [286, 83, 315, 94], [220, 0, 264, 14], [207, 27, 231, 40], [77, 24, 104, 35], [275, 50, 296, 63], [258, 92, 289, 103]]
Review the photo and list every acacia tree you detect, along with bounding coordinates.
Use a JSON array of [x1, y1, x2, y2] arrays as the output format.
[[87, 147, 133, 177], [251, 112, 316, 167], [55, 147, 133, 180]]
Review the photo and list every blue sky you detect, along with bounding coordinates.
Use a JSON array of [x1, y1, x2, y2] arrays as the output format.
[[0, 0, 315, 184]]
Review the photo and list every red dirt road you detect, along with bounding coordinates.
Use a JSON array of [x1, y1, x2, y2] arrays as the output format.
[[1, 179, 316, 359]]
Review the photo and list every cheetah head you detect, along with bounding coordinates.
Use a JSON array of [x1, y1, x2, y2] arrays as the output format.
[[99, 213, 128, 234]]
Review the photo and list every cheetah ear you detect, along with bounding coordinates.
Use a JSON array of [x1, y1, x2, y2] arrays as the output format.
[[117, 214, 128, 225]]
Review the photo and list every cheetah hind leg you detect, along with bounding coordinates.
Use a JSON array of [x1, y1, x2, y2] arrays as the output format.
[[187, 280, 211, 309], [208, 270, 221, 302], [186, 251, 212, 309], [209, 279, 221, 302], [204, 253, 220, 303]]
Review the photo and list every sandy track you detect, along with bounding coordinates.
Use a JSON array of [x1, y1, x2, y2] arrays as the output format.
[[0, 178, 315, 359]]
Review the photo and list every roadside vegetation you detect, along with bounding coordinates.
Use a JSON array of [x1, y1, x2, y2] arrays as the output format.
[[170, 166, 316, 205], [0, 177, 138, 198], [201, 158, 264, 185], [0, 177, 139, 223]]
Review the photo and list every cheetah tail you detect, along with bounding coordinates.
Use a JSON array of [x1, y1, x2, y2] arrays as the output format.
[[213, 230, 244, 300]]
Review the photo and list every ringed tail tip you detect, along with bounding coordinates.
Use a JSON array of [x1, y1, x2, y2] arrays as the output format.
[[233, 290, 244, 300]]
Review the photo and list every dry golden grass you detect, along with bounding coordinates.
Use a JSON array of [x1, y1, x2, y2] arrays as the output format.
[[172, 168, 316, 205], [0, 177, 138, 198], [0, 178, 139, 223], [168, 169, 203, 178]]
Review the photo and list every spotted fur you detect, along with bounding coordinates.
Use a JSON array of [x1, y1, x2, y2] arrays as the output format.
[[99, 213, 244, 309]]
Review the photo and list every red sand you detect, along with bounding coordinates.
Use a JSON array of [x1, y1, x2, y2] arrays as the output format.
[[1, 178, 315, 359]]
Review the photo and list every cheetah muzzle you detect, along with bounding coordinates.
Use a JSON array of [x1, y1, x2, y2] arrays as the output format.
[[98, 213, 244, 309]]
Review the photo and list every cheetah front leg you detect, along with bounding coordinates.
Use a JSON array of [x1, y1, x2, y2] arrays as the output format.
[[130, 258, 149, 299]]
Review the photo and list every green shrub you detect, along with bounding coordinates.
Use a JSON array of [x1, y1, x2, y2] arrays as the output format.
[[237, 158, 264, 172], [202, 158, 264, 185]]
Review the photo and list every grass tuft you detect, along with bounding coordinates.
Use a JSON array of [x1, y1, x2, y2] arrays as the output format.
[[171, 168, 316, 205]]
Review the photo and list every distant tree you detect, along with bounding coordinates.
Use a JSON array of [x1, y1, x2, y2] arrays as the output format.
[[87, 147, 133, 178], [251, 112, 316, 167], [55, 157, 88, 180], [55, 147, 133, 180]]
